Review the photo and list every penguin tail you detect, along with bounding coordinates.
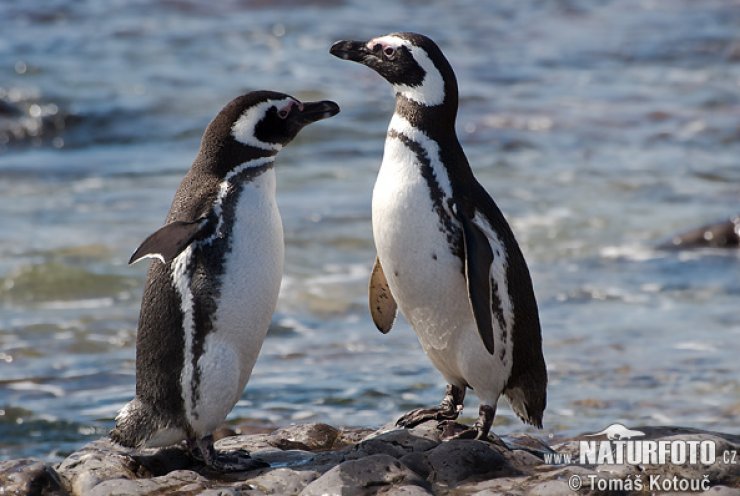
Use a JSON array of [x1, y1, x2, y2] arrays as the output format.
[[110, 398, 148, 448], [504, 384, 546, 428], [504, 366, 547, 429], [110, 398, 186, 449]]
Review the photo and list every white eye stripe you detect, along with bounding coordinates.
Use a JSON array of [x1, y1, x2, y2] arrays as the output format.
[[277, 99, 303, 119], [396, 45, 445, 106], [367, 35, 408, 50], [367, 35, 446, 106]]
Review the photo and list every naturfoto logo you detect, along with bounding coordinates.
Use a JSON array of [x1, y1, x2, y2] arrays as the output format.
[[579, 423, 715, 465]]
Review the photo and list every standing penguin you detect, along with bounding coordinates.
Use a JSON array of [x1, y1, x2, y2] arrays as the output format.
[[330, 33, 546, 439], [111, 91, 339, 470]]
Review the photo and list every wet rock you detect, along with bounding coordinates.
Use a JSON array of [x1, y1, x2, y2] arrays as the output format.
[[0, 423, 732, 495], [0, 458, 66, 496], [659, 216, 740, 250]]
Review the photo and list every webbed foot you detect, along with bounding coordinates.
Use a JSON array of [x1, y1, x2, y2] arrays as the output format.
[[189, 435, 269, 472], [396, 384, 465, 428], [438, 404, 500, 443]]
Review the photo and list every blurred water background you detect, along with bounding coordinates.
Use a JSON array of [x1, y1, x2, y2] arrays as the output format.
[[1, 0, 739, 461]]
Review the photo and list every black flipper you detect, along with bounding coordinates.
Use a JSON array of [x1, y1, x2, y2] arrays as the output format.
[[129, 219, 208, 265], [460, 212, 495, 355], [369, 256, 397, 333]]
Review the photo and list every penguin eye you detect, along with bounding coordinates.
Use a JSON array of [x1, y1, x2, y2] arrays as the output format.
[[277, 108, 289, 119], [383, 46, 396, 60]]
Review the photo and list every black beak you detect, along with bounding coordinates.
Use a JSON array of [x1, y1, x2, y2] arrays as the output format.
[[291, 100, 340, 126], [330, 40, 371, 64]]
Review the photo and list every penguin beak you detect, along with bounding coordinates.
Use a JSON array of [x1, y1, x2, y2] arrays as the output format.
[[330, 40, 372, 64], [290, 100, 340, 127]]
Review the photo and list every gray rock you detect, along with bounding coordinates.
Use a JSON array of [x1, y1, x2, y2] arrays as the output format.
[[0, 459, 67, 496], [379, 485, 433, 495], [371, 428, 439, 452], [525, 479, 576, 496], [703, 486, 740, 496], [56, 439, 140, 495], [503, 449, 546, 468], [398, 452, 431, 479], [636, 434, 740, 486], [300, 454, 428, 496], [247, 467, 320, 495], [216, 434, 276, 454], [425, 439, 512, 484], [84, 470, 207, 496], [248, 447, 315, 468]]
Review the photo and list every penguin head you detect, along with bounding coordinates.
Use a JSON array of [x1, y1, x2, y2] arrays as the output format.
[[208, 91, 339, 153], [330, 32, 454, 107]]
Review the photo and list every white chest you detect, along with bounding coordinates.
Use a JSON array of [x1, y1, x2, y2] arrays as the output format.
[[372, 126, 473, 366], [215, 169, 284, 349], [175, 169, 284, 434]]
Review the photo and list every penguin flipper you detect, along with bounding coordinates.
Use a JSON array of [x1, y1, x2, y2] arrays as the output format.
[[369, 255, 397, 333], [129, 218, 208, 265], [460, 212, 496, 355]]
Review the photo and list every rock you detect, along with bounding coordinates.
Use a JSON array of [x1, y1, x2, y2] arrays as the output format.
[[0, 459, 66, 496], [268, 423, 340, 451], [659, 216, 740, 250], [424, 439, 512, 484], [56, 439, 141, 495], [705, 487, 740, 496], [1, 423, 736, 495], [246, 467, 320, 495], [636, 434, 740, 486], [524, 479, 575, 496], [350, 427, 439, 460], [299, 454, 429, 496], [83, 470, 208, 496], [382, 485, 433, 495]]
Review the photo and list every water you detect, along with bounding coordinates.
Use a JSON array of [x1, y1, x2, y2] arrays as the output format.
[[1, 0, 738, 461]]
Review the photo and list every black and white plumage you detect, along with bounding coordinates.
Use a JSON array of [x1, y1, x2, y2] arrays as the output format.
[[111, 91, 339, 470], [331, 33, 546, 439]]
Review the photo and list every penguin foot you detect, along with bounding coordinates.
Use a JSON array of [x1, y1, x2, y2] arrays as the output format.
[[438, 420, 474, 439], [396, 384, 465, 428], [438, 404, 502, 443], [206, 449, 269, 472], [189, 435, 269, 472]]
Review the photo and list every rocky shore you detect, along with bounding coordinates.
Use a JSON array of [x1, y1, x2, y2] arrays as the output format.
[[1, 421, 738, 495]]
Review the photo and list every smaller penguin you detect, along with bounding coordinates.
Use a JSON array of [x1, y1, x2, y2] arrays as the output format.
[[111, 91, 339, 471], [330, 33, 546, 440]]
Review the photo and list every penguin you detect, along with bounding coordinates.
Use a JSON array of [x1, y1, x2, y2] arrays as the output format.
[[110, 91, 339, 470], [330, 33, 546, 440]]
